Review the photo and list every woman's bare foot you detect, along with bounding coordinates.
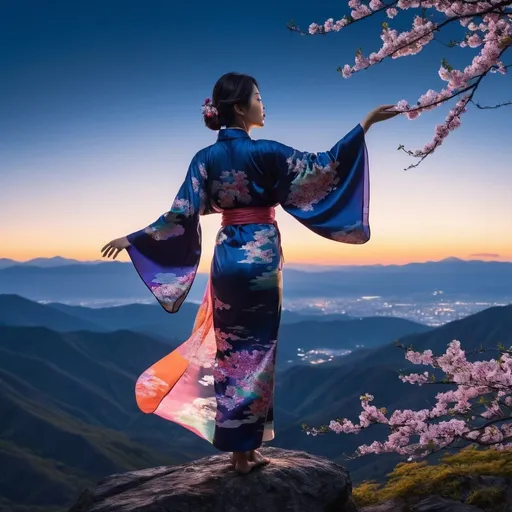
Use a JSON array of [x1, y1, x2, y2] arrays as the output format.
[[230, 451, 248, 466], [230, 450, 269, 474], [231, 451, 257, 475], [231, 450, 270, 467], [250, 449, 270, 466]]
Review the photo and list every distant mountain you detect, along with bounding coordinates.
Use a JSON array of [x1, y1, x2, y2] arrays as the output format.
[[287, 256, 505, 272], [0, 295, 106, 332], [1, 303, 509, 509], [271, 304, 512, 482], [0, 294, 189, 344], [0, 256, 103, 269], [4, 255, 508, 270], [0, 324, 216, 512], [0, 295, 353, 348], [282, 259, 512, 298], [277, 317, 432, 364], [47, 299, 201, 342], [1, 258, 511, 305], [0, 294, 426, 366], [0, 258, 18, 269], [48, 301, 428, 362], [0, 261, 155, 303], [48, 299, 352, 339], [0, 373, 171, 512]]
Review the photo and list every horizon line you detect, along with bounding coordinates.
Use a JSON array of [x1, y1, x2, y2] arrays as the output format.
[[1, 255, 511, 268]]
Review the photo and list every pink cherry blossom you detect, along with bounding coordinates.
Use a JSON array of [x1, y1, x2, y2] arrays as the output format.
[[289, 0, 512, 169], [305, 340, 512, 457]]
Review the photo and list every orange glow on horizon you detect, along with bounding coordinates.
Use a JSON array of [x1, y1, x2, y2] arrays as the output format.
[[3, 194, 512, 271]]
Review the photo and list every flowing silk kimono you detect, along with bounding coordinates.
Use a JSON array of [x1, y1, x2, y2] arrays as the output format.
[[126, 124, 369, 452]]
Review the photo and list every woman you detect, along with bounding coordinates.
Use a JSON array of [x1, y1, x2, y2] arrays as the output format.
[[101, 72, 399, 474]]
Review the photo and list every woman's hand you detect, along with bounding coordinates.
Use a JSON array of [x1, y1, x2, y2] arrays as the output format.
[[101, 236, 131, 259], [361, 104, 400, 133]]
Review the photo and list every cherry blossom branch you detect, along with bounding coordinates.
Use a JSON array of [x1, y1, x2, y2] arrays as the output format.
[[287, 1, 399, 36], [287, 0, 512, 169], [472, 97, 512, 107], [287, 1, 511, 37], [432, 35, 466, 48], [397, 49, 510, 169], [303, 340, 512, 459], [393, 340, 512, 356]]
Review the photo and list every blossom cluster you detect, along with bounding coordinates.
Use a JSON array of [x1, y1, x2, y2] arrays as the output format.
[[295, 0, 512, 168], [306, 340, 512, 458]]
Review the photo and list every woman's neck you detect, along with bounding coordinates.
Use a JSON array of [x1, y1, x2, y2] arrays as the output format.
[[226, 117, 250, 134], [226, 126, 249, 133]]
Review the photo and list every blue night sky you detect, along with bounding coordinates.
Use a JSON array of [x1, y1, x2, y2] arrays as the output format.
[[1, 0, 511, 268]]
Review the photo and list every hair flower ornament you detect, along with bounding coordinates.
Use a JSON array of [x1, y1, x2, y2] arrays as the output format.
[[201, 98, 218, 118]]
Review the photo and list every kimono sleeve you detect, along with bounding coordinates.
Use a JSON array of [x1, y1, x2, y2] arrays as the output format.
[[125, 153, 209, 313], [265, 123, 370, 244]]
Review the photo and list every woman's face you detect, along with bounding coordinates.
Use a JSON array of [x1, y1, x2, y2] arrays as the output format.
[[237, 84, 265, 129]]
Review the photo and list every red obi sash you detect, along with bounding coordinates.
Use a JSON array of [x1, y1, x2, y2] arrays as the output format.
[[221, 206, 276, 227]]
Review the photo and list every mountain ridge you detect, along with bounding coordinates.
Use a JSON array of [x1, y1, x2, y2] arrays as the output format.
[[0, 294, 431, 367], [272, 303, 512, 481], [2, 255, 511, 270], [1, 298, 511, 510], [2, 258, 511, 303]]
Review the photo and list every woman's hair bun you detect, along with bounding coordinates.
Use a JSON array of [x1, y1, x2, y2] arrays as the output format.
[[203, 72, 258, 132], [204, 111, 222, 131]]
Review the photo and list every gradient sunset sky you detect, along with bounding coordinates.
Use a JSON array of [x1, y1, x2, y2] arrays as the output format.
[[2, 0, 511, 271]]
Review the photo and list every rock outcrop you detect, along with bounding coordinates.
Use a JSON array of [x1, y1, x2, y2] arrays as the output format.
[[68, 447, 357, 512]]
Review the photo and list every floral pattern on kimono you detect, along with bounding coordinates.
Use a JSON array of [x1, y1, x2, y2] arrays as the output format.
[[238, 228, 277, 264], [212, 170, 252, 207], [125, 123, 370, 452], [284, 156, 341, 212]]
